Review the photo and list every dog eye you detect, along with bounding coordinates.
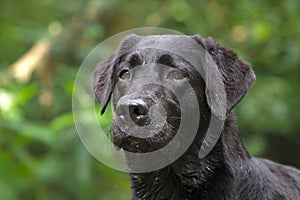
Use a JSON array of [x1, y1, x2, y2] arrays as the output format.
[[167, 70, 185, 80], [119, 69, 130, 80]]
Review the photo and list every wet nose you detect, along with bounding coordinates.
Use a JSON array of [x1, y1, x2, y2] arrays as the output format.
[[116, 98, 150, 126]]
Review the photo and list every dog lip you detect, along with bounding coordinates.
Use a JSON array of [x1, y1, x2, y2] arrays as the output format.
[[112, 134, 124, 151]]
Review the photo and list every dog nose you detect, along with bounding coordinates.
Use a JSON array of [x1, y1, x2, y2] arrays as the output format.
[[116, 99, 150, 126], [129, 99, 149, 124]]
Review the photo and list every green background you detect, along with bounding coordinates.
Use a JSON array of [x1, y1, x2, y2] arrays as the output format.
[[0, 0, 299, 199]]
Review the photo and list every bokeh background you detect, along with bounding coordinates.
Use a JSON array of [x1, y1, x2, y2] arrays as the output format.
[[1, 0, 300, 199]]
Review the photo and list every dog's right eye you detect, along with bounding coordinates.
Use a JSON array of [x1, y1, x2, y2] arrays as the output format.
[[119, 69, 130, 80]]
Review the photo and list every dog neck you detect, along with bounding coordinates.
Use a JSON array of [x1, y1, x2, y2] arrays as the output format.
[[129, 112, 251, 199]]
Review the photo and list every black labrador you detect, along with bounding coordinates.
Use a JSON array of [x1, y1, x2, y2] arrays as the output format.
[[93, 34, 300, 200]]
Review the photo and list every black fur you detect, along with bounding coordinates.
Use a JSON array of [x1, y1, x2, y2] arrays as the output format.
[[93, 34, 300, 200]]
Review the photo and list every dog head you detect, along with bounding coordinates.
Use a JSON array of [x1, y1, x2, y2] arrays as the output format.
[[93, 34, 255, 154]]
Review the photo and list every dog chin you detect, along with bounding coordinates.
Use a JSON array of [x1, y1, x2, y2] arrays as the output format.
[[112, 123, 178, 153]]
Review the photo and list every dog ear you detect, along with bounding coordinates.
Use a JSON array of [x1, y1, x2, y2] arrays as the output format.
[[93, 34, 142, 114], [192, 35, 256, 112], [93, 54, 116, 114]]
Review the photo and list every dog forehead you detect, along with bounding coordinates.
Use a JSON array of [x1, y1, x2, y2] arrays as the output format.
[[118, 34, 205, 57], [135, 35, 190, 48]]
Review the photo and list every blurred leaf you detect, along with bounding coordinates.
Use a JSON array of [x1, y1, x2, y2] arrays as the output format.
[[50, 113, 74, 132]]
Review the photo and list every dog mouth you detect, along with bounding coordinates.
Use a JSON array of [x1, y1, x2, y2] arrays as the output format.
[[112, 96, 181, 153], [112, 121, 180, 153]]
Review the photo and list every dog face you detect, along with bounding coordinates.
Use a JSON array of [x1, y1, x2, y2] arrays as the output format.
[[111, 48, 207, 153], [93, 34, 255, 154]]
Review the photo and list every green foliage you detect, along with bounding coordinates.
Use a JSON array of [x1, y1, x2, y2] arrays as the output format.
[[0, 0, 300, 199]]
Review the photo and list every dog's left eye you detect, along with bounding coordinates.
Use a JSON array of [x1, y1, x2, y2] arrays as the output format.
[[167, 70, 185, 80], [119, 69, 130, 80]]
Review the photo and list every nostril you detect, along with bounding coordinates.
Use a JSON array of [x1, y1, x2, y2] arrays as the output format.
[[129, 100, 150, 126], [129, 104, 149, 118], [133, 107, 140, 116], [132, 105, 147, 116]]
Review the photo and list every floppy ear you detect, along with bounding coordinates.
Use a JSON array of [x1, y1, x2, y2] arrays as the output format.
[[192, 35, 256, 112], [93, 54, 116, 114], [93, 34, 141, 114]]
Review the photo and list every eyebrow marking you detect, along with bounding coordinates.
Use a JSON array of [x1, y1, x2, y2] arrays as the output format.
[[157, 54, 174, 66], [128, 54, 142, 67]]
